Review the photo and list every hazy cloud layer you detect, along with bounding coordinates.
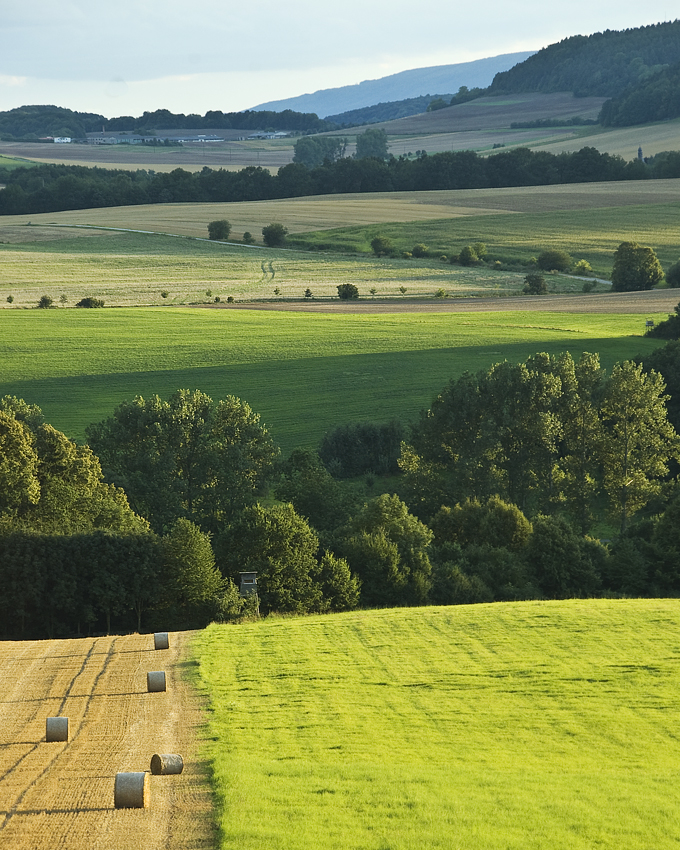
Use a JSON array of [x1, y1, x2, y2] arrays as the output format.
[[0, 1, 677, 114]]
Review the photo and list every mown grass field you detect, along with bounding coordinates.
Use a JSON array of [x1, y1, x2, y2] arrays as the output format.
[[0, 307, 666, 451], [193, 599, 680, 850]]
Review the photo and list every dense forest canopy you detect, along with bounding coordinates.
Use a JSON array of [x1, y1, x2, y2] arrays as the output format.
[[489, 20, 680, 99]]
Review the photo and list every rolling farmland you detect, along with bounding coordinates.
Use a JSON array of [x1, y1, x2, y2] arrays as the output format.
[[194, 599, 680, 850], [0, 632, 213, 850]]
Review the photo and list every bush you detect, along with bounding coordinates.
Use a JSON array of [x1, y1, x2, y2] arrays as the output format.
[[37, 295, 53, 308], [411, 243, 428, 258], [6, 295, 13, 303], [262, 223, 288, 247], [537, 249, 572, 271], [458, 245, 478, 266], [573, 258, 594, 276], [337, 283, 359, 300], [75, 297, 105, 308], [243, 231, 255, 244], [207, 219, 231, 241], [522, 273, 548, 295], [582, 280, 597, 293], [371, 235, 394, 257], [665, 260, 680, 288]]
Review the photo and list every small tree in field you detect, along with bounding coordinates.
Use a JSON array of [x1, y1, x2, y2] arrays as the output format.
[[458, 245, 479, 266], [611, 242, 663, 291], [38, 295, 53, 309], [523, 273, 548, 295], [262, 223, 288, 247], [207, 219, 231, 241], [337, 283, 359, 300], [371, 235, 394, 257]]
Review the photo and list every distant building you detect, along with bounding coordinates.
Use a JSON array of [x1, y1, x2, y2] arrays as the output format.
[[53, 137, 72, 144]]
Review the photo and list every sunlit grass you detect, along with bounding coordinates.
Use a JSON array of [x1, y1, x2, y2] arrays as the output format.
[[193, 600, 680, 849], [0, 307, 664, 449]]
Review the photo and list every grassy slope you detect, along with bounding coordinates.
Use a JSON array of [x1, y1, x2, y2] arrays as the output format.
[[0, 308, 665, 450], [193, 600, 680, 850]]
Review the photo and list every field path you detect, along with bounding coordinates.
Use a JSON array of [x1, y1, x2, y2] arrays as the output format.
[[0, 632, 213, 850]]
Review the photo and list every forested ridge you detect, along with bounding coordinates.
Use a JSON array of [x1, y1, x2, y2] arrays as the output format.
[[1, 144, 675, 217], [489, 20, 680, 99], [2, 323, 680, 640]]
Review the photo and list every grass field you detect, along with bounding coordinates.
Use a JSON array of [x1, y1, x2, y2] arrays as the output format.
[[193, 599, 680, 849], [0, 308, 666, 451]]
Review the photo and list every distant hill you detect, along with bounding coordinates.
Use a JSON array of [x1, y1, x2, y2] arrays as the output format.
[[326, 95, 455, 128], [489, 20, 680, 99], [250, 52, 535, 118]]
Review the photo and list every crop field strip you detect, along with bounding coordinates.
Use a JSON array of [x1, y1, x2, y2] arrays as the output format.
[[195, 600, 680, 850], [0, 633, 213, 850], [0, 307, 668, 448]]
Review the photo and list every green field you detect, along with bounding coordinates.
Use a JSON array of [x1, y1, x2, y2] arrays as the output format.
[[0, 308, 666, 451], [193, 599, 680, 849]]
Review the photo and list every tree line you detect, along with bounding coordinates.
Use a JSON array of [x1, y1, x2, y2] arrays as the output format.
[[3, 144, 678, 217], [0, 105, 334, 142], [2, 321, 680, 639]]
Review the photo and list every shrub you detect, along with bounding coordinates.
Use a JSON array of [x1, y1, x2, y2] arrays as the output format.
[[411, 243, 428, 258], [37, 295, 53, 309], [371, 235, 394, 257], [304, 288, 313, 298], [226, 296, 234, 303], [160, 290, 169, 298], [573, 259, 594, 276], [262, 223, 288, 247], [472, 242, 487, 260], [6, 295, 13, 303], [458, 245, 478, 266], [76, 297, 105, 308], [207, 219, 231, 241], [243, 231, 255, 244], [665, 260, 680, 288], [435, 288, 447, 298], [582, 280, 597, 293], [522, 273, 548, 295], [337, 283, 359, 300], [537, 249, 572, 271]]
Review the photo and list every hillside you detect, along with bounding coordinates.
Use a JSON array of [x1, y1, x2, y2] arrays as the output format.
[[489, 19, 680, 98], [600, 60, 680, 125], [195, 600, 680, 850], [251, 52, 535, 118]]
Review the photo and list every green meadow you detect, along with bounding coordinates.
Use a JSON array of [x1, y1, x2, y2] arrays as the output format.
[[0, 308, 666, 451], [193, 599, 680, 850], [290, 202, 680, 276]]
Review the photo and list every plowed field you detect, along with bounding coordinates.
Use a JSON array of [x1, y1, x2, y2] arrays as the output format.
[[0, 632, 213, 850]]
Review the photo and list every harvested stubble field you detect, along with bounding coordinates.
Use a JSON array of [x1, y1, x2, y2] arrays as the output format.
[[0, 632, 213, 850]]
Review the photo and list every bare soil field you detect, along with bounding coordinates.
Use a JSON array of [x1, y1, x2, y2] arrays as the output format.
[[0, 632, 213, 850], [217, 288, 680, 314]]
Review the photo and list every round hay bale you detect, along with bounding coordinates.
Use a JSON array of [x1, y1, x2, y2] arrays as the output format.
[[147, 671, 167, 692], [150, 753, 184, 775], [46, 716, 69, 742], [154, 632, 169, 650], [114, 772, 149, 808]]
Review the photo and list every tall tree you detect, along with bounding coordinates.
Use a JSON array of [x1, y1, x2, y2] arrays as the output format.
[[600, 361, 680, 533], [86, 390, 278, 533]]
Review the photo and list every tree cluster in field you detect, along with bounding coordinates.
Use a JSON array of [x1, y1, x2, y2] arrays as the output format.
[[0, 105, 335, 142], [3, 327, 680, 639], [4, 143, 678, 217]]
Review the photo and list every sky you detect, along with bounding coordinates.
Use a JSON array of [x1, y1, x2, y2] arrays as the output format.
[[0, 2, 677, 118]]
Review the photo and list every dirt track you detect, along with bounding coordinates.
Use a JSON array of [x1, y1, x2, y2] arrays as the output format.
[[0, 633, 213, 850], [209, 288, 680, 315]]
